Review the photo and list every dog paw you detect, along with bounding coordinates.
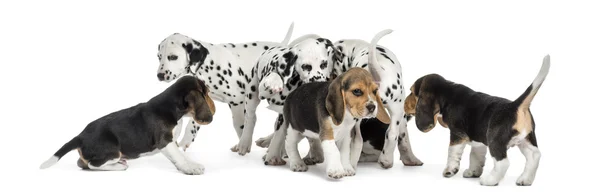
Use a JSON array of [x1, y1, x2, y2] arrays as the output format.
[[264, 155, 287, 166], [289, 161, 308, 172], [401, 155, 424, 166], [443, 167, 459, 178], [378, 155, 394, 169], [326, 165, 346, 179], [236, 140, 252, 156], [303, 155, 324, 165], [230, 144, 239, 152], [463, 168, 483, 178], [479, 174, 500, 186], [516, 174, 534, 186], [260, 74, 284, 95], [343, 164, 356, 176], [175, 161, 205, 175], [255, 137, 271, 148]]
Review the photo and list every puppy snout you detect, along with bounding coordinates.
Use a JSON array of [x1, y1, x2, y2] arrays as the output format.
[[157, 73, 165, 81], [366, 104, 376, 113]]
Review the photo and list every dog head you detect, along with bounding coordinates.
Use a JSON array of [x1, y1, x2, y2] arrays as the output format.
[[292, 38, 342, 83], [172, 76, 215, 125], [404, 74, 446, 133], [326, 67, 390, 125], [157, 33, 209, 82]]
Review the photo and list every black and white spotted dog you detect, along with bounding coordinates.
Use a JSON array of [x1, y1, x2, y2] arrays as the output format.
[[255, 30, 424, 168], [331, 29, 423, 168], [156, 23, 295, 155]]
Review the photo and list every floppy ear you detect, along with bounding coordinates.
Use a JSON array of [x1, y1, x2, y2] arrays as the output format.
[[415, 91, 436, 132], [375, 93, 391, 124], [404, 92, 418, 115], [199, 82, 216, 115], [326, 76, 346, 126]]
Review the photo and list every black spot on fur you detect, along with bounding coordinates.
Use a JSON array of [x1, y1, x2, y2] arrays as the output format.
[[264, 46, 269, 50], [252, 43, 257, 46], [392, 84, 398, 90], [251, 85, 256, 92], [244, 44, 248, 48]]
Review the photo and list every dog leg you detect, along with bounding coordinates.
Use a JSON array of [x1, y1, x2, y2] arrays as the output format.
[[285, 127, 307, 172], [172, 118, 184, 143], [349, 123, 363, 169], [322, 139, 345, 179], [340, 132, 355, 176], [359, 153, 379, 162], [397, 113, 423, 166], [161, 142, 204, 175], [229, 104, 245, 152], [178, 119, 199, 151], [88, 158, 128, 171], [263, 115, 287, 166], [443, 141, 467, 178], [303, 138, 324, 165], [463, 143, 487, 178], [236, 77, 262, 156], [255, 133, 274, 148], [516, 139, 541, 186], [480, 143, 509, 186]]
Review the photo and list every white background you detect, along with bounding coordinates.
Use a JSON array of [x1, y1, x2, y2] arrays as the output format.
[[1, 0, 597, 195]]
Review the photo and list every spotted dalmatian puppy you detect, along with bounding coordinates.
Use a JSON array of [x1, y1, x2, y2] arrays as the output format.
[[155, 23, 294, 155], [331, 29, 423, 168]]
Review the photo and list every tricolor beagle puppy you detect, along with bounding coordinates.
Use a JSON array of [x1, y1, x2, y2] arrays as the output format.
[[39, 76, 216, 175], [278, 67, 390, 179], [404, 55, 551, 186]]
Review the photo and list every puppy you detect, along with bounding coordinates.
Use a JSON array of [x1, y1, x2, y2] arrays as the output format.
[[278, 67, 390, 179], [39, 76, 216, 175], [404, 55, 551, 186]]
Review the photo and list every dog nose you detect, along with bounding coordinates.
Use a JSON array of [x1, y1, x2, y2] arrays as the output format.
[[157, 73, 165, 81], [366, 104, 376, 113]]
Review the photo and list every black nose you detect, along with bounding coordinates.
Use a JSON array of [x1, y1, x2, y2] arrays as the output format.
[[367, 104, 375, 113], [157, 73, 165, 81]]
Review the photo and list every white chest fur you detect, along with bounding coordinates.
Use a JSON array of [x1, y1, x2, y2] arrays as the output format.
[[302, 110, 357, 142]]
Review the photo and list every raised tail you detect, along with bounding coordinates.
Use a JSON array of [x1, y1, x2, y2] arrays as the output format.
[[281, 22, 295, 45], [513, 55, 551, 108], [39, 136, 81, 169], [368, 29, 393, 82]]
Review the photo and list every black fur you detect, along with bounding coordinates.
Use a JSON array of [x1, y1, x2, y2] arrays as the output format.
[[283, 81, 330, 135]]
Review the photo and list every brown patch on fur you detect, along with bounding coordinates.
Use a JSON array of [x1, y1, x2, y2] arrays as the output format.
[[203, 89, 216, 115], [77, 148, 89, 165], [437, 113, 448, 128], [513, 107, 533, 134], [404, 92, 418, 115], [319, 117, 335, 140], [450, 137, 469, 146]]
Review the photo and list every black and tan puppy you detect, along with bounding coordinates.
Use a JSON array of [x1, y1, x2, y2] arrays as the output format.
[[267, 67, 390, 180], [39, 76, 216, 175], [404, 55, 551, 186]]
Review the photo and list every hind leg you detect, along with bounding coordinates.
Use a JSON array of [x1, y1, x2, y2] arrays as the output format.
[[85, 152, 127, 171], [516, 136, 541, 186]]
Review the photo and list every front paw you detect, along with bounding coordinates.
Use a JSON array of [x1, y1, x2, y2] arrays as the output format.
[[236, 140, 252, 156], [343, 164, 356, 176], [264, 155, 287, 166], [401, 155, 424, 166], [479, 174, 500, 186], [378, 154, 394, 169], [326, 165, 346, 179], [289, 161, 308, 172], [175, 161, 205, 175], [443, 166, 459, 178], [516, 174, 534, 186], [260, 74, 284, 95], [463, 167, 483, 178], [230, 144, 239, 152]]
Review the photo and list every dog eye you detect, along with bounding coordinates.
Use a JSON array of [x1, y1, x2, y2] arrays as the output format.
[[352, 89, 363, 96], [373, 89, 378, 95], [168, 55, 178, 61], [320, 62, 327, 69]]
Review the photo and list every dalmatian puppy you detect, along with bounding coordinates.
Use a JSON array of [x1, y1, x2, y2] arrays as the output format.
[[330, 29, 423, 168], [255, 30, 424, 168], [156, 23, 294, 155]]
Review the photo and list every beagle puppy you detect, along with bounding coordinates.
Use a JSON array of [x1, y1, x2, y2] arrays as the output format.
[[404, 55, 551, 186], [39, 76, 216, 175], [278, 67, 390, 179]]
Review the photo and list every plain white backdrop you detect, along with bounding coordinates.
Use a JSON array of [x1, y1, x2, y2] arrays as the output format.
[[1, 0, 597, 195]]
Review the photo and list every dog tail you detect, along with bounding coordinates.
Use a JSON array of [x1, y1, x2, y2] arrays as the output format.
[[513, 55, 551, 109], [368, 29, 393, 82], [281, 22, 295, 45], [288, 34, 321, 47], [39, 136, 81, 169]]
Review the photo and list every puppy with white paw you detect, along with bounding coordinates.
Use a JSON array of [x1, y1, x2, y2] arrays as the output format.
[[404, 55, 551, 186], [279, 67, 390, 179], [39, 76, 216, 175]]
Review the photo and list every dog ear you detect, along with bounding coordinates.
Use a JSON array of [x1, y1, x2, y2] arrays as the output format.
[[414, 77, 439, 132], [197, 79, 215, 115], [375, 92, 391, 124], [326, 75, 346, 126], [404, 92, 418, 115]]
